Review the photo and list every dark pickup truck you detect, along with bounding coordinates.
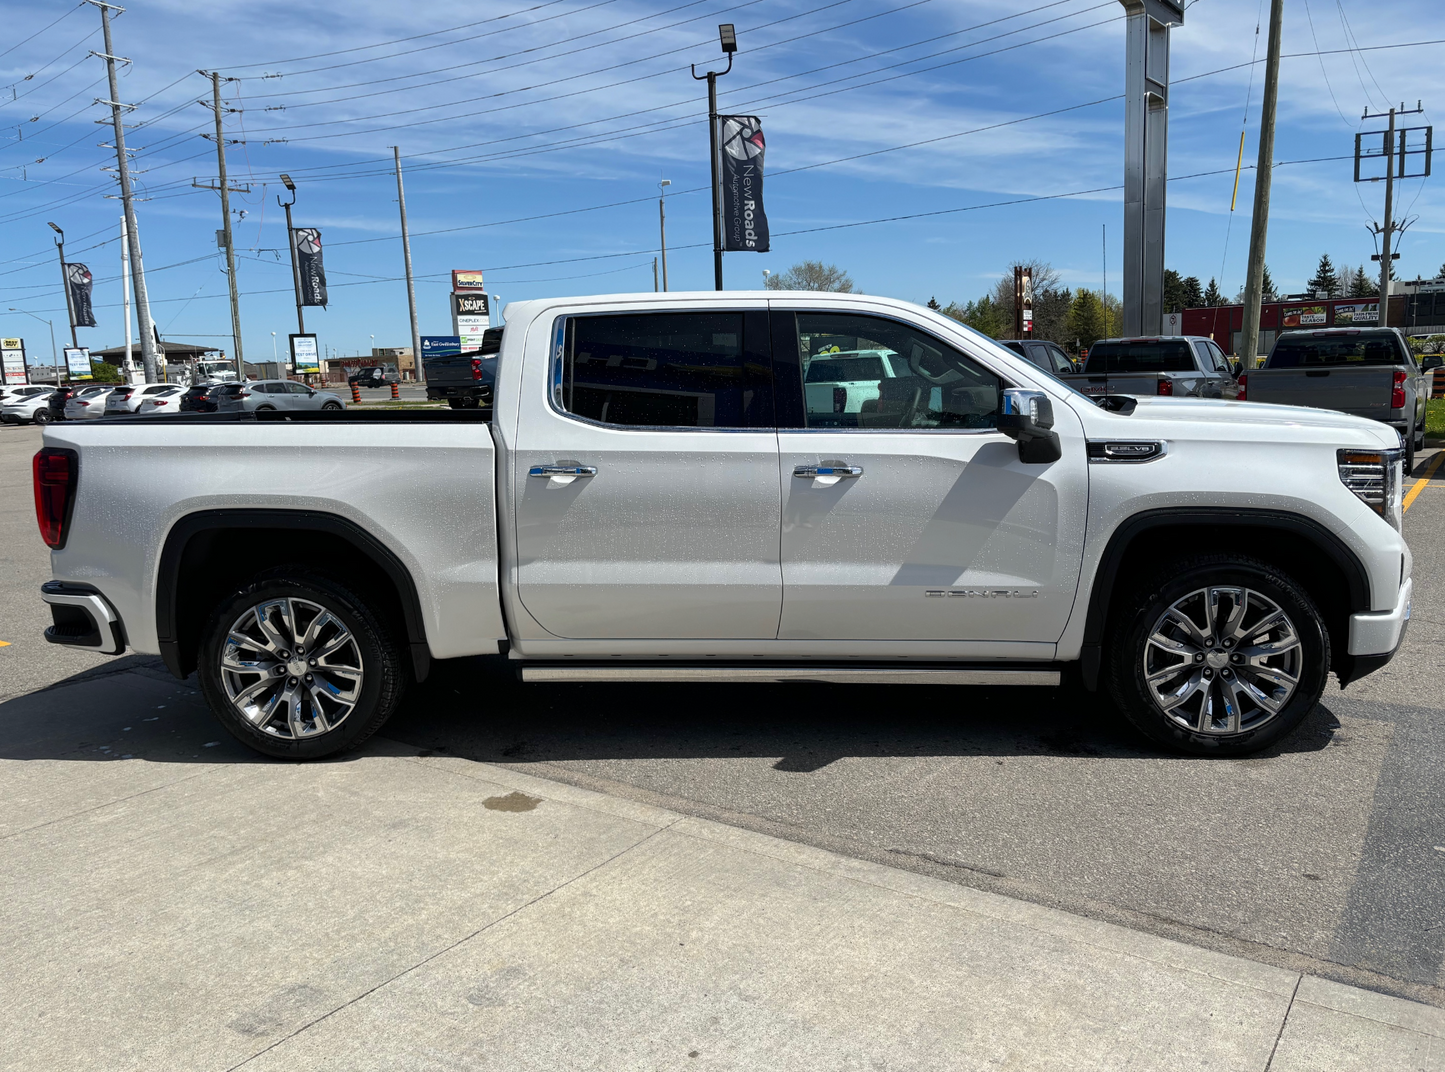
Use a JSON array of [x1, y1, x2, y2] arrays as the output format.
[[423, 328, 500, 410], [1061, 336, 1239, 400], [1241, 327, 1433, 472]]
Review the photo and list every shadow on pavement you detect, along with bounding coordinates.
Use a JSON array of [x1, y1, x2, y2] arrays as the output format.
[[0, 653, 1341, 766]]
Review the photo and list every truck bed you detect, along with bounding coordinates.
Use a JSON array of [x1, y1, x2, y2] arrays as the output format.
[[1243, 367, 1393, 418]]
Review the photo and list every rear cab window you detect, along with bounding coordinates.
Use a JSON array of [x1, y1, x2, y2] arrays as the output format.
[[1086, 340, 1194, 373], [1267, 332, 1408, 368]]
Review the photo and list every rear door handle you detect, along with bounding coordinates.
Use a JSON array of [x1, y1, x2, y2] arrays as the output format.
[[1305, 370, 1330, 378], [793, 464, 863, 478], [529, 465, 597, 477]]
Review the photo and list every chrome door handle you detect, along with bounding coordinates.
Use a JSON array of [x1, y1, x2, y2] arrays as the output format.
[[529, 465, 597, 478], [793, 464, 863, 478]]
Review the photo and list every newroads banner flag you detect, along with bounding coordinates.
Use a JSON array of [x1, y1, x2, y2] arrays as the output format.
[[719, 116, 769, 253], [65, 263, 96, 327], [292, 228, 329, 307]]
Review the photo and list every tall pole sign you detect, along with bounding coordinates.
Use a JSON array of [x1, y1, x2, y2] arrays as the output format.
[[1118, 0, 1182, 337], [693, 25, 737, 291], [1014, 267, 1034, 337]]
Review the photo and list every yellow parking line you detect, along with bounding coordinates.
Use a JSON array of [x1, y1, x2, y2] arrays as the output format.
[[0, 640, 9, 647], [1404, 450, 1445, 512]]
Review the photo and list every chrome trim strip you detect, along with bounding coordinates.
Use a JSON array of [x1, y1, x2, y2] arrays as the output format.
[[520, 666, 1060, 685]]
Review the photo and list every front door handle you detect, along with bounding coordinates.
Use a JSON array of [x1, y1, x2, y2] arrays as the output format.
[[793, 464, 863, 478], [529, 465, 597, 478]]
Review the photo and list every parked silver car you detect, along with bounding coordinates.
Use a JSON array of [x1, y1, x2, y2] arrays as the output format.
[[105, 382, 185, 416], [216, 379, 346, 413], [135, 385, 187, 415], [65, 385, 122, 420]]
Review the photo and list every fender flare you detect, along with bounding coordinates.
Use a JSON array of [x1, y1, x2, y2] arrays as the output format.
[[1078, 507, 1372, 690], [156, 508, 430, 682]]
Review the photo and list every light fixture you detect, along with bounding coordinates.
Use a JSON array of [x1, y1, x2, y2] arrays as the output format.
[[47, 221, 62, 235], [718, 24, 737, 53], [279, 173, 295, 192]]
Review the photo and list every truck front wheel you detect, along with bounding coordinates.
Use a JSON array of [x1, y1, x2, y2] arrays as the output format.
[[1106, 556, 1329, 756], [197, 572, 406, 759]]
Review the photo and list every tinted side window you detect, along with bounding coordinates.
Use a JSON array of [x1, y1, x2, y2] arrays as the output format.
[[1207, 342, 1231, 372], [1047, 345, 1075, 373], [1087, 341, 1194, 373], [792, 312, 1001, 430], [284, 382, 310, 394], [559, 311, 770, 428]]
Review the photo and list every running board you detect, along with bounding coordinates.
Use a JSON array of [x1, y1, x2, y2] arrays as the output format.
[[519, 666, 1060, 686]]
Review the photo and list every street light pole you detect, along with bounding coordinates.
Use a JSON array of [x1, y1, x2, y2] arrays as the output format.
[[278, 174, 304, 337], [658, 179, 671, 291], [48, 223, 78, 348], [693, 25, 737, 292], [8, 308, 58, 383]]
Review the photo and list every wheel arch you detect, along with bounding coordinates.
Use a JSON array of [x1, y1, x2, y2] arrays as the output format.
[[156, 509, 430, 683], [1079, 508, 1371, 690]]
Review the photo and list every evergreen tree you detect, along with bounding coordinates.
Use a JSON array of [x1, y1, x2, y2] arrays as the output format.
[[1438, 263, 1445, 281], [1203, 277, 1223, 306], [1066, 290, 1112, 349], [1307, 254, 1340, 298], [1163, 269, 1187, 313], [1261, 265, 1276, 300], [1182, 275, 1203, 308], [1349, 266, 1376, 298], [926, 297, 941, 310]]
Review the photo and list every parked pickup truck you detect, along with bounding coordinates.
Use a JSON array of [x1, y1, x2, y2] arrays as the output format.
[[1240, 327, 1429, 473], [423, 328, 500, 409], [1063, 336, 1239, 400], [34, 292, 1411, 762]]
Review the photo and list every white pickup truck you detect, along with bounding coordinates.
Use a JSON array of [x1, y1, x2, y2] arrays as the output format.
[[33, 292, 1412, 760]]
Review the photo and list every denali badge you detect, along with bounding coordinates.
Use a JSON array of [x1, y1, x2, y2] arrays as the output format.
[[925, 588, 1039, 598]]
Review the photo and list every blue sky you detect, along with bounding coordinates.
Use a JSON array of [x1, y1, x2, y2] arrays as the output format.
[[1, 0, 1441, 362]]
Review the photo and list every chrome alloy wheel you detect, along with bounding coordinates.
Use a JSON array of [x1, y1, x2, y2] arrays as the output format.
[[220, 597, 364, 739], [1142, 586, 1303, 736]]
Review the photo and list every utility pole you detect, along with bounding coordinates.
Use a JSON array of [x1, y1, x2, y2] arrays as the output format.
[[1357, 103, 1428, 328], [120, 215, 134, 380], [390, 147, 422, 382], [658, 178, 671, 291], [1239, 0, 1283, 367], [195, 71, 249, 375], [48, 223, 78, 347], [90, 1, 159, 383], [653, 258, 659, 292], [693, 25, 737, 291], [278, 174, 304, 336]]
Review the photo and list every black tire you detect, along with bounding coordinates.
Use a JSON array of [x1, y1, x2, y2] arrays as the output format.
[[255, 404, 276, 413], [321, 401, 343, 411], [33, 409, 52, 425], [197, 571, 407, 760], [1106, 554, 1329, 756]]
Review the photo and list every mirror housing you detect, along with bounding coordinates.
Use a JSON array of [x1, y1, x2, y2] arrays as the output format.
[[998, 388, 1062, 463], [1422, 354, 1443, 372], [1229, 360, 1243, 378]]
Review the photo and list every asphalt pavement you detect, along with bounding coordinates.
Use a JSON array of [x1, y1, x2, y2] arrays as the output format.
[[2, 419, 1444, 1069]]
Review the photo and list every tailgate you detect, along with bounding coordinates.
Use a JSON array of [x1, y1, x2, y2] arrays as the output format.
[[1248, 368, 1393, 416], [1072, 373, 1158, 398]]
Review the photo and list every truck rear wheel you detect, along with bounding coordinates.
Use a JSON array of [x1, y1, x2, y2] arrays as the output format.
[[1106, 555, 1329, 756], [197, 572, 406, 760]]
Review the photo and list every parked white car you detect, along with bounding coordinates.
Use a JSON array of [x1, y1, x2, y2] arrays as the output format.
[[105, 382, 183, 416], [135, 385, 186, 415], [0, 384, 53, 407], [1, 387, 56, 424], [64, 385, 121, 420], [35, 291, 1412, 764]]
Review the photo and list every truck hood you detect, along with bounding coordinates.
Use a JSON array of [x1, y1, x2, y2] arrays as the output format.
[[1076, 396, 1401, 449]]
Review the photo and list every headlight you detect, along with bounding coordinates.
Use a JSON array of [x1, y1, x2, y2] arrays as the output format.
[[1338, 448, 1403, 531]]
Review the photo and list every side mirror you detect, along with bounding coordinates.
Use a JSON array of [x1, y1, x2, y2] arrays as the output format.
[[1230, 360, 1243, 377], [998, 388, 1062, 464], [1423, 354, 1443, 372]]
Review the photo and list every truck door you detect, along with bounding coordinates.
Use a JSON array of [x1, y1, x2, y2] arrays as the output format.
[[513, 306, 782, 639], [772, 307, 1088, 646]]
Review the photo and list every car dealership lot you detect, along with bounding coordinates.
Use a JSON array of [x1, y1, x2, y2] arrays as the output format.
[[2, 419, 1443, 1068]]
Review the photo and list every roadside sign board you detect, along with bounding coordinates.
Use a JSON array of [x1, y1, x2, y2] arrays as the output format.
[[1333, 302, 1379, 324], [1282, 305, 1327, 328], [289, 333, 320, 374], [451, 292, 490, 342], [64, 346, 91, 380], [451, 270, 486, 291], [1, 338, 26, 384], [420, 336, 462, 360]]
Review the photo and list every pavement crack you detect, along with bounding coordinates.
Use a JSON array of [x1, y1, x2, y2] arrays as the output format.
[[223, 816, 680, 1071], [0, 766, 222, 843], [1263, 975, 1302, 1071]]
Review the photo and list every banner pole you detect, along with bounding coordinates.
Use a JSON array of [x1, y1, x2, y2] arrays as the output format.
[[708, 72, 723, 291]]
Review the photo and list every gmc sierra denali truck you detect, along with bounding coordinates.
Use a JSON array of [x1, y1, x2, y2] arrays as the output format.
[[33, 292, 1411, 760]]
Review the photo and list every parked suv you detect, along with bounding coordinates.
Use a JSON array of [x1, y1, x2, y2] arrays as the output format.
[[999, 339, 1076, 376], [216, 379, 347, 413], [348, 366, 398, 389]]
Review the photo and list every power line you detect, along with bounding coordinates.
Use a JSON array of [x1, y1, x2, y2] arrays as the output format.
[[0, 2, 83, 63]]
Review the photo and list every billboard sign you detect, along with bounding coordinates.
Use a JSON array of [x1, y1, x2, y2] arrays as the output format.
[[452, 270, 486, 292], [420, 336, 462, 360], [1333, 301, 1379, 324], [451, 291, 490, 341], [64, 347, 91, 380], [1, 338, 25, 385], [1282, 305, 1327, 328], [289, 333, 320, 374]]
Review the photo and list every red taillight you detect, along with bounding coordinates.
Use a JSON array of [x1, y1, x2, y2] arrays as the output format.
[[471, 357, 484, 381], [33, 448, 77, 549], [833, 386, 847, 412], [236, 391, 250, 399], [153, 400, 169, 407], [1237, 373, 1248, 401], [1156, 378, 1174, 396], [1391, 370, 1407, 409], [77, 400, 90, 407]]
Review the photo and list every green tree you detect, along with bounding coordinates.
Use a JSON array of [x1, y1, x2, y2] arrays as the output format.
[[1261, 264, 1276, 300], [989, 260, 1070, 343], [1182, 275, 1203, 309], [89, 360, 123, 384], [926, 296, 941, 310], [1163, 269, 1187, 313], [1203, 277, 1224, 306], [1066, 290, 1113, 349], [1307, 254, 1340, 298], [765, 260, 854, 292], [940, 295, 1010, 339], [1349, 265, 1376, 297]]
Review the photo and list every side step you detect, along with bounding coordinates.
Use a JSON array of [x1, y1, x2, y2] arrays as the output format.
[[519, 666, 1060, 686]]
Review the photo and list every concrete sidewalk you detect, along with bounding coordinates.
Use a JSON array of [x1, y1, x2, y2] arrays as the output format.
[[3, 719, 1441, 1071]]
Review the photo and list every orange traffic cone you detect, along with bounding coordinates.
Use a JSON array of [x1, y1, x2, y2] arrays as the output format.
[[390, 382, 400, 400], [351, 384, 361, 403]]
